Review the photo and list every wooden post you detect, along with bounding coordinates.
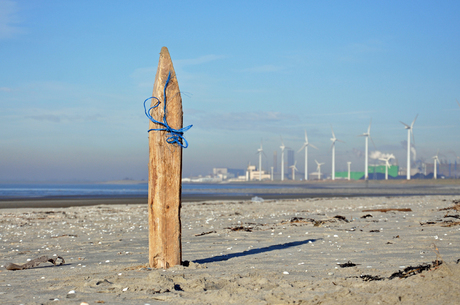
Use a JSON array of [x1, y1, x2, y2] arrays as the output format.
[[148, 47, 183, 268]]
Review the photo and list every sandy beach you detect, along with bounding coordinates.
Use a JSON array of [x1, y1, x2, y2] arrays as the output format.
[[1, 193, 460, 304]]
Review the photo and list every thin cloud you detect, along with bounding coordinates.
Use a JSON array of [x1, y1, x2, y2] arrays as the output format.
[[188, 109, 298, 131], [25, 112, 103, 123], [0, 87, 12, 92], [0, 0, 24, 39], [311, 110, 374, 117]]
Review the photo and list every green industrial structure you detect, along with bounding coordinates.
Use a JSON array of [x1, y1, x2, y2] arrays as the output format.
[[335, 165, 399, 180]]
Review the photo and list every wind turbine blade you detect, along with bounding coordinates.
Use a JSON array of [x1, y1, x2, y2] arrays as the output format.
[[315, 159, 319, 165], [297, 144, 307, 153], [310, 143, 319, 150], [457, 99, 460, 108], [411, 114, 418, 128], [368, 118, 372, 134], [304, 130, 308, 142], [370, 136, 377, 149], [330, 125, 336, 138], [337, 139, 345, 143], [263, 151, 268, 158], [400, 121, 410, 128]]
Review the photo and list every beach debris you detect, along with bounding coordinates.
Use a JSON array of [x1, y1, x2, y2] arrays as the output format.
[[333, 215, 349, 222], [251, 196, 264, 203], [388, 260, 442, 279], [194, 230, 216, 237], [52, 234, 78, 238], [361, 214, 373, 218], [439, 200, 460, 211], [420, 214, 460, 227], [281, 216, 344, 227], [362, 208, 412, 213], [225, 226, 253, 232], [369, 229, 380, 233], [359, 274, 384, 281], [5, 255, 65, 271], [338, 261, 358, 268], [66, 290, 77, 299]]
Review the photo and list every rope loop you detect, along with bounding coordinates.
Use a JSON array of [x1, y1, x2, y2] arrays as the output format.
[[144, 72, 192, 148]]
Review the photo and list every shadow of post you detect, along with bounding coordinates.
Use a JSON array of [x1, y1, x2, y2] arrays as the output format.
[[193, 238, 320, 264]]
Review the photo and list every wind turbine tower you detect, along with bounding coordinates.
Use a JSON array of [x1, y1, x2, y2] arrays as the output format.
[[257, 142, 264, 181], [400, 114, 418, 180], [280, 137, 286, 181], [358, 119, 375, 180], [433, 150, 440, 179], [298, 130, 318, 181], [347, 162, 351, 180], [330, 125, 345, 180]]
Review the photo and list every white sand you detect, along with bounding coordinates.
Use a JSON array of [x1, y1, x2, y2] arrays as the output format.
[[1, 195, 460, 304]]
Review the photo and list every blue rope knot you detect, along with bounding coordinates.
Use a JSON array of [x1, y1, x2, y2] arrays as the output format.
[[144, 72, 192, 148]]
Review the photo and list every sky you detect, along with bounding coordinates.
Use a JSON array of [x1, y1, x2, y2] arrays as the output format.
[[1, 0, 460, 181]]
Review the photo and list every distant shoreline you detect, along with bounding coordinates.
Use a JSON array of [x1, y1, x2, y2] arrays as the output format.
[[0, 179, 459, 209]]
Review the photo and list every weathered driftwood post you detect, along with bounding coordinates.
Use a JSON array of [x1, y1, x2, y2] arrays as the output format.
[[147, 47, 186, 268]]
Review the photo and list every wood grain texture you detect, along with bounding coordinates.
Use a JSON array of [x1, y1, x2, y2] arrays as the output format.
[[148, 47, 183, 268]]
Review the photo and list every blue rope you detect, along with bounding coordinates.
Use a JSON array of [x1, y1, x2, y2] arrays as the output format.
[[144, 72, 192, 148]]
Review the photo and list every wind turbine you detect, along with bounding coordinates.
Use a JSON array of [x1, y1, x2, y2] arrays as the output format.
[[400, 114, 418, 180], [358, 119, 376, 180], [315, 160, 324, 180], [378, 155, 394, 180], [256, 141, 267, 181], [330, 125, 345, 180], [433, 150, 440, 179], [289, 161, 298, 180], [298, 130, 318, 181], [347, 162, 351, 180], [280, 137, 286, 181]]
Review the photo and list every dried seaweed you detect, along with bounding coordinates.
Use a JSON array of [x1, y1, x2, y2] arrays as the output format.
[[194, 231, 216, 237], [388, 260, 442, 279], [420, 219, 460, 227], [346, 274, 384, 281], [225, 226, 253, 232], [439, 202, 460, 211], [338, 261, 358, 268], [360, 274, 384, 281], [333, 215, 349, 222]]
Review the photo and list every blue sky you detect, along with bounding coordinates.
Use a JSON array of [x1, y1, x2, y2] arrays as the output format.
[[1, 0, 460, 181]]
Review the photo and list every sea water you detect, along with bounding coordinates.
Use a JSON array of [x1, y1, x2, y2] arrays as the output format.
[[0, 182, 300, 199]]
